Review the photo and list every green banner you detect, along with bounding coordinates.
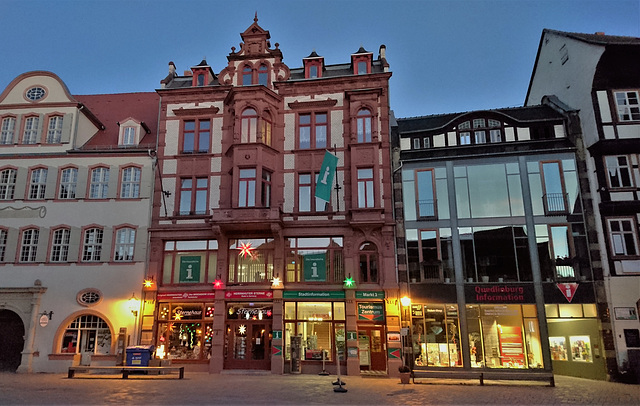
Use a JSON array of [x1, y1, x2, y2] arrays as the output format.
[[283, 291, 345, 299], [179, 256, 201, 283], [272, 330, 282, 340], [303, 253, 326, 282], [315, 150, 338, 202], [346, 331, 357, 340]]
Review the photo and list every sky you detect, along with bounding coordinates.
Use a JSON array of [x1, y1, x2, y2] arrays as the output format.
[[2, 0, 639, 118]]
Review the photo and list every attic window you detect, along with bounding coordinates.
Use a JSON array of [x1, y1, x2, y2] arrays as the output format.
[[456, 118, 504, 145], [25, 86, 46, 102], [122, 127, 136, 146]]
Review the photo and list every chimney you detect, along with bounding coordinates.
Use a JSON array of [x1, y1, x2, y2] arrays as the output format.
[[595, 32, 605, 35], [169, 61, 176, 75]]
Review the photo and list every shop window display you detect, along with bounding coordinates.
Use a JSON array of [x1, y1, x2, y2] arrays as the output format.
[[162, 240, 218, 285], [411, 304, 461, 367], [549, 336, 568, 361], [284, 302, 345, 362], [569, 336, 592, 362], [60, 314, 111, 355], [466, 304, 543, 369], [156, 302, 214, 361]]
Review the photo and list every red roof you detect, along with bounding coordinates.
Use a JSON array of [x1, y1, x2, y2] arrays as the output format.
[[74, 92, 159, 149]]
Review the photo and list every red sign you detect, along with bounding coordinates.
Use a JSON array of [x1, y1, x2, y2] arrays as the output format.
[[557, 283, 579, 303], [498, 326, 525, 367], [225, 290, 273, 299], [157, 291, 216, 300]]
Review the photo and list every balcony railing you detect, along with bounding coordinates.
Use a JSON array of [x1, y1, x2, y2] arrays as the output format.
[[542, 193, 568, 214], [417, 199, 436, 218]]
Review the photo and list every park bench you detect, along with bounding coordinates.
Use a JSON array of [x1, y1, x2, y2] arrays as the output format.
[[412, 368, 554, 386], [67, 365, 184, 379]]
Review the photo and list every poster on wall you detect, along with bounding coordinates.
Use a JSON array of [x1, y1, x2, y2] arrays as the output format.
[[303, 253, 327, 282], [179, 256, 201, 282], [614, 307, 638, 320], [498, 326, 525, 367]]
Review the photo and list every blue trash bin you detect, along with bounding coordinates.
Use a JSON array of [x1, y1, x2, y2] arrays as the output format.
[[126, 345, 154, 366]]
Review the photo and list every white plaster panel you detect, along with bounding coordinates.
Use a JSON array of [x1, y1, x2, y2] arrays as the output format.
[[617, 125, 640, 139], [596, 91, 612, 123], [400, 138, 410, 151], [603, 126, 616, 139], [517, 127, 530, 141], [283, 113, 296, 150], [163, 178, 175, 214], [284, 154, 295, 170], [212, 117, 223, 154], [433, 134, 445, 147], [331, 111, 344, 148], [505, 127, 515, 142], [166, 103, 197, 118], [164, 120, 180, 154], [163, 159, 177, 175], [610, 191, 635, 201], [554, 124, 566, 138], [447, 132, 457, 146], [210, 176, 220, 209], [210, 157, 221, 173], [283, 173, 295, 212]]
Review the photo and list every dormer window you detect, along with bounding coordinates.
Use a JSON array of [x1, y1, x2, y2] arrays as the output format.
[[456, 118, 504, 146], [197, 74, 205, 86], [258, 64, 268, 86], [351, 47, 372, 75], [357, 61, 367, 75], [118, 118, 145, 147], [122, 127, 136, 146], [243, 65, 253, 85], [303, 52, 324, 79], [190, 59, 215, 86]]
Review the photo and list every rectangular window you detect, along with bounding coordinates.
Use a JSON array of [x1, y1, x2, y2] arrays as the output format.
[[228, 238, 274, 283], [357, 61, 367, 75], [89, 167, 109, 199], [608, 218, 639, 257], [474, 131, 486, 144], [460, 132, 471, 145], [285, 237, 344, 283], [413, 138, 420, 149], [297, 173, 328, 213], [541, 161, 567, 213], [82, 228, 103, 262], [615, 91, 640, 121], [416, 169, 436, 218], [238, 169, 256, 208], [162, 240, 218, 285], [114, 228, 136, 261], [412, 304, 462, 368], [357, 168, 375, 208], [179, 177, 208, 215], [59, 168, 78, 199], [122, 127, 136, 145], [1, 117, 16, 144], [0, 169, 16, 200], [261, 170, 271, 208], [284, 302, 346, 362], [298, 113, 327, 149], [23, 117, 39, 144], [357, 110, 372, 143], [20, 229, 39, 262], [0, 229, 6, 261], [473, 119, 485, 128], [604, 156, 633, 188], [549, 225, 574, 278], [50, 228, 70, 262], [120, 167, 141, 198], [423, 137, 431, 148], [46, 116, 63, 143], [489, 129, 502, 143], [28, 168, 47, 200], [182, 120, 210, 153]]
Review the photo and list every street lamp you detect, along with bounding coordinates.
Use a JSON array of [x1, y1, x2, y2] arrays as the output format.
[[400, 295, 413, 368], [128, 293, 140, 345]]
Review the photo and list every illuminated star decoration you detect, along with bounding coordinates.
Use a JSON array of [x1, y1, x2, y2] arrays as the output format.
[[237, 241, 259, 260], [343, 275, 356, 288], [238, 325, 247, 335], [213, 279, 224, 289], [174, 313, 183, 320], [143, 279, 154, 288], [271, 275, 282, 287]]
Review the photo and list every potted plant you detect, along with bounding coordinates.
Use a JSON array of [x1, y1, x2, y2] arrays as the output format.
[[398, 365, 411, 384]]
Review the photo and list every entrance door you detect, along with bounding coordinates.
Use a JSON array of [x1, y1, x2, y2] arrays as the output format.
[[80, 329, 97, 365], [0, 310, 25, 372], [358, 325, 386, 372], [225, 321, 271, 370]]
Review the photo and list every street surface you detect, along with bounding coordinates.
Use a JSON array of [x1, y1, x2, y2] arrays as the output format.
[[0, 371, 638, 405]]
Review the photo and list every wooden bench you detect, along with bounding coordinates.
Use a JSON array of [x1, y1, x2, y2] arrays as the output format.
[[412, 369, 554, 387], [68, 366, 184, 379]]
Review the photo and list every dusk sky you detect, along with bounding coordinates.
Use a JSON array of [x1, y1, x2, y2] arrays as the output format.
[[2, 0, 639, 117]]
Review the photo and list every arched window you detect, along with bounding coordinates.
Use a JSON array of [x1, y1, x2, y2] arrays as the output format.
[[59, 314, 111, 355], [258, 64, 268, 86], [260, 113, 272, 146], [359, 242, 378, 283], [241, 108, 258, 143], [356, 109, 372, 143], [242, 65, 253, 85]]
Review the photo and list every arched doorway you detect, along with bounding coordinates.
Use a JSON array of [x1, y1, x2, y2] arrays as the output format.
[[0, 310, 25, 372]]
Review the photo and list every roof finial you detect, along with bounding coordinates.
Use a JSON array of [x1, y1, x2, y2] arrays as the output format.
[[254, 12, 258, 22]]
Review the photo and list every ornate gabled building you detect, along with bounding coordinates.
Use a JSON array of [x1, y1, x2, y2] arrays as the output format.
[[0, 71, 158, 372], [526, 29, 640, 381], [146, 17, 399, 376]]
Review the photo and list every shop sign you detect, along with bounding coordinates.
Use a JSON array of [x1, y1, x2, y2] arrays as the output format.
[[356, 291, 385, 299], [157, 292, 216, 300], [347, 347, 358, 358], [172, 304, 203, 320], [225, 290, 273, 299], [614, 307, 638, 321], [357, 303, 385, 321], [465, 284, 535, 303], [272, 345, 283, 357], [303, 253, 326, 282], [387, 348, 401, 360], [283, 291, 345, 299], [411, 304, 423, 317], [273, 330, 282, 339], [557, 283, 578, 303], [387, 332, 401, 343], [179, 256, 201, 283], [39, 315, 49, 327], [346, 331, 357, 340]]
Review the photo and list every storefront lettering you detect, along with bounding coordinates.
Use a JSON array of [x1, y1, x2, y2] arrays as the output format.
[[474, 285, 525, 302], [175, 309, 202, 317]]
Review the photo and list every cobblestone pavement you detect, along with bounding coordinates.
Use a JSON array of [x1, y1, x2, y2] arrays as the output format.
[[0, 372, 638, 405]]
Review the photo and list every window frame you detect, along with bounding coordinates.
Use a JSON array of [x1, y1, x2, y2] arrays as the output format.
[[614, 90, 640, 122], [456, 119, 504, 146], [22, 115, 40, 144], [50, 227, 71, 263], [28, 167, 48, 200], [58, 167, 78, 200], [238, 168, 257, 208], [285, 237, 344, 283], [122, 127, 136, 146], [46, 115, 64, 144], [1, 116, 16, 145], [358, 242, 379, 283], [178, 176, 208, 216], [89, 166, 110, 199], [0, 228, 7, 262], [241, 109, 258, 143], [19, 228, 39, 263], [356, 109, 372, 143], [604, 155, 634, 189], [415, 169, 437, 219], [297, 172, 330, 213], [607, 217, 640, 258], [0, 168, 17, 200], [181, 119, 210, 153], [119, 166, 142, 199], [113, 226, 136, 262], [81, 226, 104, 262], [540, 160, 568, 214], [297, 112, 328, 149], [357, 167, 375, 208]]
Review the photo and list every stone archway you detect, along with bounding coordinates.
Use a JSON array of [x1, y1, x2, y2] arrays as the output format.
[[0, 310, 25, 372]]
